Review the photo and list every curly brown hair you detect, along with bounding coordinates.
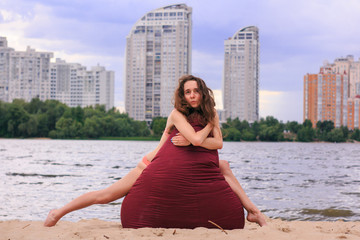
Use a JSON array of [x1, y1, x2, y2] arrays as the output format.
[[173, 75, 216, 126]]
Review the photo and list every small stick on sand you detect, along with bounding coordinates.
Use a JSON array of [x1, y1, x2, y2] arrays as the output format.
[[208, 220, 228, 235], [22, 224, 31, 229]]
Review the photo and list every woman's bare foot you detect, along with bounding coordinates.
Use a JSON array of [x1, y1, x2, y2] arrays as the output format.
[[44, 209, 61, 227], [247, 210, 267, 227]]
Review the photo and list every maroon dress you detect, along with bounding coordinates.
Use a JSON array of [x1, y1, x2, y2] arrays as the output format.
[[120, 119, 245, 229]]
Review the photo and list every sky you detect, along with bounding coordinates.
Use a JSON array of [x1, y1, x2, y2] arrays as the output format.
[[1, 0, 360, 122]]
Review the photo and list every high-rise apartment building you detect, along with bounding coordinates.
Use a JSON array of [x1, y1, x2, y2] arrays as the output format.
[[6, 45, 53, 102], [50, 59, 114, 110], [125, 4, 192, 122], [347, 98, 360, 129], [0, 37, 13, 102], [304, 56, 360, 129], [0, 37, 114, 110], [223, 26, 259, 122], [304, 66, 348, 128]]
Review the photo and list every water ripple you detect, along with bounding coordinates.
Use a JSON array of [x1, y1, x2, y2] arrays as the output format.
[[6, 172, 82, 178], [1, 140, 359, 222]]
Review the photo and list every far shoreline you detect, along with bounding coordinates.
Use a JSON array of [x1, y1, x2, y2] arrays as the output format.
[[1, 137, 359, 144]]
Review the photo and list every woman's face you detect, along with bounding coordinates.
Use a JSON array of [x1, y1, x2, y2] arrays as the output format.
[[184, 80, 201, 108]]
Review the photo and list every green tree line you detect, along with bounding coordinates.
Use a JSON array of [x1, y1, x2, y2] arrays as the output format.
[[1, 99, 360, 142], [0, 98, 150, 139], [222, 116, 360, 142]]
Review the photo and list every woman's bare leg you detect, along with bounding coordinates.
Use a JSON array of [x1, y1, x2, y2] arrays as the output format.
[[219, 160, 267, 226], [44, 161, 147, 227]]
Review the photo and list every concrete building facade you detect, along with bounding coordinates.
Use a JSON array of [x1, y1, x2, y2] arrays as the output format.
[[304, 56, 360, 129], [222, 26, 259, 122], [0, 37, 13, 102], [0, 37, 114, 110], [4, 43, 53, 102], [125, 4, 192, 122], [50, 59, 114, 110], [304, 68, 348, 128]]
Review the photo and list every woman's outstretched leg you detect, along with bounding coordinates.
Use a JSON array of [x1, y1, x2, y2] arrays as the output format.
[[44, 161, 147, 227], [219, 160, 267, 226]]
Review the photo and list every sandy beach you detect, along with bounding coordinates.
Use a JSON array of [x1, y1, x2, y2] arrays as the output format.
[[1, 217, 359, 240]]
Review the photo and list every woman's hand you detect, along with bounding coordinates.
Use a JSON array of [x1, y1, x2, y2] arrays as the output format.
[[171, 133, 191, 146]]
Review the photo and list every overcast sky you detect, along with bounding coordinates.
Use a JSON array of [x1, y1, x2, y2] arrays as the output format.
[[1, 0, 360, 122]]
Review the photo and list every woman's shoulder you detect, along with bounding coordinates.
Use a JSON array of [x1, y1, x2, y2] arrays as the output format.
[[170, 108, 184, 119]]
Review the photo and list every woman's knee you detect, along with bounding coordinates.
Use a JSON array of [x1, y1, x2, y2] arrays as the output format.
[[219, 160, 232, 175], [136, 160, 147, 171]]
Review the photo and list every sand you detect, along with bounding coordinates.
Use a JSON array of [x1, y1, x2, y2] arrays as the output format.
[[1, 217, 359, 240]]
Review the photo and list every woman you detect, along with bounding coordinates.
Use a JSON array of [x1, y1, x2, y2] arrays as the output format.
[[121, 75, 264, 229], [44, 75, 266, 228]]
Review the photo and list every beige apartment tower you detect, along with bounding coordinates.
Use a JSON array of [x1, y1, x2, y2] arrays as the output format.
[[50, 59, 114, 110], [304, 56, 360, 129], [223, 26, 259, 122], [125, 4, 192, 122], [0, 37, 114, 110], [0, 37, 12, 102], [5, 44, 53, 102]]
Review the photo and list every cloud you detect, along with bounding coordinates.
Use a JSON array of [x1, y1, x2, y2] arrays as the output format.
[[212, 90, 223, 110], [213, 89, 303, 122], [192, 49, 223, 89], [259, 90, 303, 122], [1, 0, 360, 122]]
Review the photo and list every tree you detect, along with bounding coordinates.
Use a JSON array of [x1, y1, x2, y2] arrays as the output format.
[[303, 119, 313, 129], [258, 125, 284, 141], [316, 120, 334, 141], [261, 116, 279, 127], [285, 121, 301, 134], [18, 115, 38, 137], [222, 127, 241, 141], [25, 98, 45, 114], [132, 120, 150, 137], [54, 117, 82, 138], [151, 117, 167, 136], [82, 116, 101, 138], [36, 113, 49, 137], [297, 126, 315, 142], [350, 129, 360, 141], [241, 129, 256, 141], [296, 119, 315, 142], [115, 118, 132, 137], [0, 101, 9, 136], [327, 128, 346, 142], [250, 121, 260, 137], [6, 103, 29, 137], [340, 126, 349, 139], [45, 100, 67, 131]]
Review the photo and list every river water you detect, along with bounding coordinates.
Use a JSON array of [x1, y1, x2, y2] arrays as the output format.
[[0, 139, 359, 222]]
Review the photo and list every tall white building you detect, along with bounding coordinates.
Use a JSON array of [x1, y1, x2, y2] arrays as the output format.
[[0, 37, 13, 102], [125, 4, 192, 122], [223, 26, 259, 122], [0, 37, 14, 102], [6, 44, 53, 102], [328, 55, 360, 98], [0, 37, 114, 110], [315, 55, 360, 129], [50, 59, 114, 110]]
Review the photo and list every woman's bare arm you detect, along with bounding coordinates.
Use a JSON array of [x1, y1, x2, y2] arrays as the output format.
[[169, 109, 213, 146], [145, 118, 173, 161]]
